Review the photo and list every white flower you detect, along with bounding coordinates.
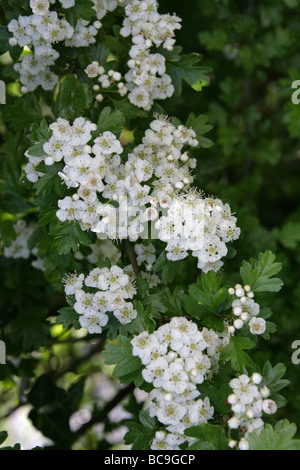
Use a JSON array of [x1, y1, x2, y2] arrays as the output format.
[[262, 399, 277, 415], [252, 373, 263, 385], [3, 220, 35, 259], [93, 131, 123, 155], [229, 375, 260, 405], [156, 402, 187, 426], [63, 273, 85, 295], [114, 304, 137, 324], [59, 0, 75, 8], [74, 290, 95, 315], [30, 0, 50, 16], [228, 416, 240, 429], [79, 311, 108, 334], [238, 438, 249, 451], [188, 397, 214, 424], [249, 317, 266, 335]]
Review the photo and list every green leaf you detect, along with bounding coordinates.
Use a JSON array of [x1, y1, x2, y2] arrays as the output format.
[[167, 53, 212, 96], [90, 44, 110, 66], [49, 221, 91, 255], [188, 441, 215, 450], [186, 276, 228, 330], [124, 411, 159, 450], [26, 143, 46, 157], [249, 420, 300, 450], [185, 113, 213, 148], [112, 99, 149, 119], [185, 423, 228, 450], [162, 260, 175, 284], [33, 163, 63, 198], [102, 335, 142, 379], [197, 383, 231, 415], [126, 301, 156, 335], [143, 293, 167, 317], [240, 250, 283, 293], [138, 410, 158, 430], [220, 336, 256, 372], [182, 294, 204, 318], [262, 361, 290, 407], [56, 307, 80, 330], [3, 95, 42, 130], [96, 106, 125, 136], [0, 443, 21, 450], [74, 0, 94, 21], [0, 25, 22, 60], [135, 277, 149, 298], [0, 431, 8, 445], [27, 375, 85, 448], [124, 422, 156, 450], [54, 76, 92, 121], [27, 119, 51, 142], [162, 286, 184, 317], [9, 307, 49, 352], [152, 251, 167, 273], [0, 219, 16, 246]]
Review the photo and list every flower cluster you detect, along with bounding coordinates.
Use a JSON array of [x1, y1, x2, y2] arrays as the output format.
[[75, 238, 121, 266], [120, 0, 181, 50], [119, 0, 181, 109], [25, 114, 240, 273], [227, 284, 266, 335], [7, 0, 104, 92], [63, 266, 137, 333], [2, 219, 46, 270], [131, 317, 221, 449], [124, 40, 174, 110], [227, 373, 278, 450], [3, 220, 35, 259], [8, 4, 75, 92], [91, 0, 122, 21], [7, 0, 180, 106], [155, 192, 240, 272], [84, 62, 128, 102], [134, 243, 156, 270]]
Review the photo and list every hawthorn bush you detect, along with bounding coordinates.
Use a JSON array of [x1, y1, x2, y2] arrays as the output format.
[[0, 0, 300, 451]]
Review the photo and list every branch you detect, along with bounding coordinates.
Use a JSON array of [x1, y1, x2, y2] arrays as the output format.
[[125, 239, 140, 277], [50, 337, 106, 380], [72, 383, 135, 441]]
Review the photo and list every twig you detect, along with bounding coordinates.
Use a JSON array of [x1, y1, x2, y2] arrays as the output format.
[[72, 383, 135, 441], [125, 239, 140, 277]]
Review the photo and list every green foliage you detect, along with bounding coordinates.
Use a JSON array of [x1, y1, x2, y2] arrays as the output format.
[[27, 375, 85, 449], [185, 113, 213, 148], [2, 94, 42, 130], [0, 0, 300, 452], [49, 221, 91, 255], [249, 420, 300, 450], [56, 307, 81, 330], [124, 411, 159, 450], [184, 272, 228, 330], [185, 423, 228, 450], [262, 362, 290, 407], [96, 106, 125, 136], [240, 251, 283, 293], [126, 301, 156, 335], [220, 336, 256, 372], [102, 336, 143, 385], [167, 52, 212, 96], [53, 76, 92, 121]]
